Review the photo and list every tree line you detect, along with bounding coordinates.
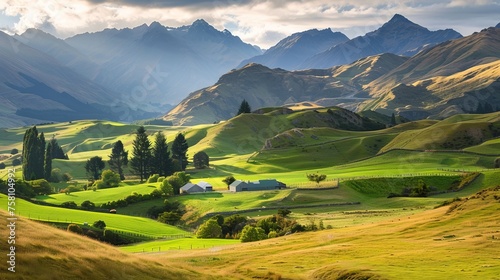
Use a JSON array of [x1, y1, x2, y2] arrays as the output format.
[[85, 126, 190, 183]]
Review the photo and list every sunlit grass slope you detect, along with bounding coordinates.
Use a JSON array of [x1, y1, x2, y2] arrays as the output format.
[[0, 210, 215, 280], [156, 185, 500, 280], [0, 194, 188, 237]]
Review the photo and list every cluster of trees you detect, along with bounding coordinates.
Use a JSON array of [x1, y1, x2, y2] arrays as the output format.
[[146, 199, 184, 225], [22, 126, 68, 182], [196, 209, 305, 242], [83, 126, 192, 185], [237, 99, 252, 116], [130, 127, 189, 182]]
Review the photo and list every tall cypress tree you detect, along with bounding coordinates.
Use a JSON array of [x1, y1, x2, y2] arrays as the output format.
[[171, 133, 189, 171], [22, 126, 37, 180], [108, 140, 128, 180], [22, 126, 46, 180], [37, 132, 45, 179], [130, 126, 152, 182], [152, 131, 173, 176], [44, 140, 53, 181]]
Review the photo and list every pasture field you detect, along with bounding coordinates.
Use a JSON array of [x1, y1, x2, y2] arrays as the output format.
[[120, 238, 241, 253], [0, 194, 190, 238], [36, 181, 160, 206]]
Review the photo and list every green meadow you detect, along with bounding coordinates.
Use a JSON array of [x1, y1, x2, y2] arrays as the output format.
[[0, 194, 189, 238]]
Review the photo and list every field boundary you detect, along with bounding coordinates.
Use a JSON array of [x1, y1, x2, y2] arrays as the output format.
[[203, 201, 361, 219]]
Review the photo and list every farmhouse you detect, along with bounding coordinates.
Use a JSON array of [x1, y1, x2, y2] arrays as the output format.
[[229, 179, 286, 192], [180, 181, 213, 194]]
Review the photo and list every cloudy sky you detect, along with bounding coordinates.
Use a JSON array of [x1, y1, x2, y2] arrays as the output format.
[[1, 0, 499, 48]]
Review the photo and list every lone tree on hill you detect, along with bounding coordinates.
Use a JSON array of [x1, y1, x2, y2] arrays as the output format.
[[222, 176, 236, 189], [306, 173, 327, 186], [171, 133, 188, 171], [193, 151, 209, 169], [237, 99, 251, 116], [130, 126, 152, 182], [151, 131, 173, 176], [85, 156, 105, 180], [22, 126, 46, 180], [108, 140, 128, 180]]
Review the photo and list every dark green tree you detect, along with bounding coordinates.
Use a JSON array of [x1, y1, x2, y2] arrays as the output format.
[[48, 137, 68, 159], [0, 163, 5, 169], [222, 176, 236, 189], [44, 140, 53, 181], [85, 156, 105, 180], [10, 148, 18, 155], [22, 126, 45, 180], [306, 173, 327, 186], [171, 133, 188, 171], [93, 220, 106, 229], [390, 113, 397, 126], [130, 126, 152, 182], [108, 140, 128, 180], [152, 132, 173, 176], [237, 99, 251, 116], [193, 151, 209, 169]]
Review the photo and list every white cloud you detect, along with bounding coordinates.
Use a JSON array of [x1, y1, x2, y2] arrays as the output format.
[[1, 0, 499, 48]]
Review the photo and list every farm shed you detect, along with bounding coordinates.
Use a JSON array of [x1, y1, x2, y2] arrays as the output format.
[[180, 181, 213, 194], [229, 179, 286, 192]]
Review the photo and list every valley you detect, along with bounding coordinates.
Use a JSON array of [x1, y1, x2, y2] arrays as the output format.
[[0, 7, 499, 280], [1, 109, 499, 279]]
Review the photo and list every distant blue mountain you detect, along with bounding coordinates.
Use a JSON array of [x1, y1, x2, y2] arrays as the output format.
[[239, 28, 349, 70], [64, 20, 262, 107], [301, 14, 462, 69]]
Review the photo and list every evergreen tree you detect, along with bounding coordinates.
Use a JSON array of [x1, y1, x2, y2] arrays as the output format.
[[85, 156, 105, 180], [49, 137, 68, 159], [390, 113, 397, 126], [22, 126, 46, 180], [108, 140, 128, 180], [171, 133, 188, 171], [37, 132, 46, 179], [44, 140, 53, 181], [130, 126, 152, 182], [237, 99, 251, 116], [152, 132, 173, 176]]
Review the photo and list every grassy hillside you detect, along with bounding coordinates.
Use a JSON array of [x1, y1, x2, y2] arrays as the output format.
[[0, 210, 213, 280], [156, 185, 500, 279], [0, 194, 189, 238]]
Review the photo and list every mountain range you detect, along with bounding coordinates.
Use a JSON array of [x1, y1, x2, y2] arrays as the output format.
[[164, 27, 500, 125], [0, 15, 498, 128], [241, 14, 462, 70]]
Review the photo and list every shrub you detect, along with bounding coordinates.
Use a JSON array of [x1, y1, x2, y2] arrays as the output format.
[[81, 200, 96, 210], [159, 180, 174, 196], [268, 231, 278, 238], [240, 225, 267, 242], [29, 179, 52, 194], [150, 188, 163, 198], [157, 176, 165, 182], [157, 211, 182, 225], [67, 224, 83, 234], [10, 148, 18, 155], [93, 180, 108, 189], [0, 163, 5, 169], [62, 173, 72, 182], [12, 159, 21, 166], [50, 168, 63, 183], [147, 174, 160, 183], [93, 220, 106, 229], [61, 201, 77, 209], [495, 158, 500, 168], [196, 219, 222, 238], [101, 169, 121, 188]]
